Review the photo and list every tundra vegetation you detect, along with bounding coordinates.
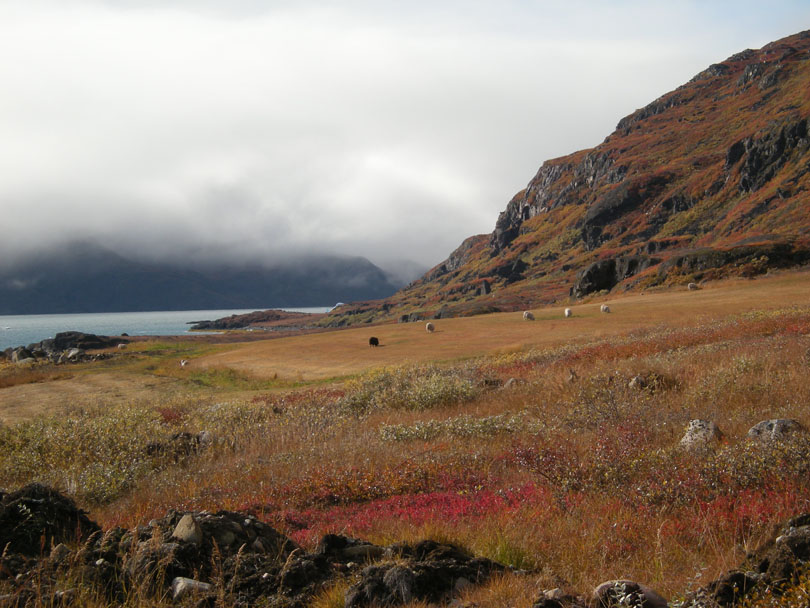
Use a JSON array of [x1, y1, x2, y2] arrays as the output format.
[[1, 273, 810, 606]]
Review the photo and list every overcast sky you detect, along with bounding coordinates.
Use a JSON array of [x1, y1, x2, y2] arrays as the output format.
[[2, 1, 808, 276]]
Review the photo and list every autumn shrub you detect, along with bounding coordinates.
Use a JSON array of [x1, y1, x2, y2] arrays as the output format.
[[379, 411, 541, 442], [0, 403, 164, 504], [339, 364, 479, 415]]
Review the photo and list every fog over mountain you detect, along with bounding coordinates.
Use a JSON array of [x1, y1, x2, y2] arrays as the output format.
[[2, 1, 809, 282]]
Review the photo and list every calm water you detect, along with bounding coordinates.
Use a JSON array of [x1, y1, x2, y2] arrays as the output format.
[[0, 307, 330, 350]]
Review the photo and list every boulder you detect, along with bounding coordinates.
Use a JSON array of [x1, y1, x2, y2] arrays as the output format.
[[170, 577, 213, 601], [11, 348, 33, 363], [0, 483, 100, 556], [592, 580, 668, 608], [685, 513, 810, 606], [680, 420, 724, 452], [171, 514, 203, 545], [344, 540, 504, 608], [747, 419, 807, 442]]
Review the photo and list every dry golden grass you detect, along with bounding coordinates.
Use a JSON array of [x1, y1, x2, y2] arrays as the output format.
[[192, 270, 810, 381]]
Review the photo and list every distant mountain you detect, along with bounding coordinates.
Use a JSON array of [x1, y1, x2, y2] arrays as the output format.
[[329, 30, 810, 325], [0, 242, 399, 314]]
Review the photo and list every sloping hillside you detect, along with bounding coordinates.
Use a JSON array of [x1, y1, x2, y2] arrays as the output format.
[[328, 30, 810, 325]]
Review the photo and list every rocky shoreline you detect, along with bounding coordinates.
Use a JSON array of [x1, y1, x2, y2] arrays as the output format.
[[0, 332, 128, 365]]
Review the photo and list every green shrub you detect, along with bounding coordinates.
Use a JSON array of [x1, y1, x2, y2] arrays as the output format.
[[339, 364, 479, 415], [380, 412, 541, 442]]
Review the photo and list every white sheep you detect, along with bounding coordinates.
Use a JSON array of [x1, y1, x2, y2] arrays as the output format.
[[180, 359, 189, 367], [600, 304, 611, 313], [523, 311, 535, 321], [564, 308, 572, 318], [425, 322, 435, 333], [117, 343, 127, 350]]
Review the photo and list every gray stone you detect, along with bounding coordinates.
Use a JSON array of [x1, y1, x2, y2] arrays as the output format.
[[170, 577, 212, 600], [171, 513, 203, 545], [592, 580, 667, 608], [11, 348, 33, 362], [50, 543, 72, 566], [688, 282, 700, 290], [66, 348, 84, 360], [747, 419, 807, 442], [680, 419, 724, 452]]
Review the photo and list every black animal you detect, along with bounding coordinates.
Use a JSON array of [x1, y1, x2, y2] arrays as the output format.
[[369, 337, 379, 347]]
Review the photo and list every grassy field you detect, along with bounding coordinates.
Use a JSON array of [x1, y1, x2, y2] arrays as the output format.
[[191, 270, 810, 381], [2, 269, 810, 606]]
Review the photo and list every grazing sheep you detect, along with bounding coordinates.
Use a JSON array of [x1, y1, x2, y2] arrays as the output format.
[[687, 282, 699, 290], [600, 304, 611, 313], [564, 308, 572, 318], [523, 311, 535, 321], [180, 359, 189, 368], [117, 343, 127, 350], [425, 322, 435, 333], [369, 336, 379, 347]]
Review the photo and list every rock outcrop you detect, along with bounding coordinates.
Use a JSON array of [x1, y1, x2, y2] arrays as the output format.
[[0, 485, 508, 608]]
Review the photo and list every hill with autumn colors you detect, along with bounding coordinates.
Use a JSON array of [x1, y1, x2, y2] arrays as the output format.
[[327, 30, 810, 325]]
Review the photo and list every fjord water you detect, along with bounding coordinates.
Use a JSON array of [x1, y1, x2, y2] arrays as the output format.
[[0, 307, 330, 350]]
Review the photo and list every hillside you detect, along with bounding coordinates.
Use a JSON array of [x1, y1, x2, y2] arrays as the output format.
[[2, 271, 810, 606], [328, 30, 810, 325], [0, 242, 400, 314]]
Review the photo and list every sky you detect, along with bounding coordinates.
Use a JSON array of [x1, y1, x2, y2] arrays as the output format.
[[1, 1, 809, 279]]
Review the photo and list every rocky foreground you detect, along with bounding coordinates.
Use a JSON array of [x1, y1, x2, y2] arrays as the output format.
[[1, 484, 810, 607], [1, 332, 128, 365]]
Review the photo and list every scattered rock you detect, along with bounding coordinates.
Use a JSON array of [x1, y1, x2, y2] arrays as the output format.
[[680, 420, 724, 452], [10, 348, 33, 363], [592, 580, 668, 608], [345, 540, 505, 608], [170, 577, 213, 600], [747, 419, 807, 442], [533, 588, 586, 608], [688, 282, 700, 290], [171, 513, 203, 545], [684, 513, 810, 606]]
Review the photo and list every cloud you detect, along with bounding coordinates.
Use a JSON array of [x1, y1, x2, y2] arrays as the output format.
[[1, 1, 809, 270]]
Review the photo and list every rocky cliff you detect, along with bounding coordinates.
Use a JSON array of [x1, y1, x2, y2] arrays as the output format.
[[328, 30, 810, 324]]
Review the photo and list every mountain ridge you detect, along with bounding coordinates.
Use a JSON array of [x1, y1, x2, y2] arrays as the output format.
[[0, 242, 400, 314], [325, 29, 810, 325]]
